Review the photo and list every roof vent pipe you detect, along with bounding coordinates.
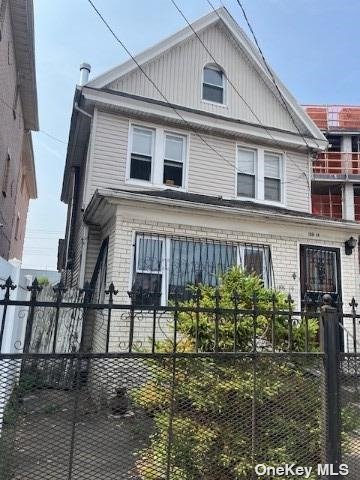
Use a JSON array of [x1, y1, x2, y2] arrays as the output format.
[[79, 63, 91, 86]]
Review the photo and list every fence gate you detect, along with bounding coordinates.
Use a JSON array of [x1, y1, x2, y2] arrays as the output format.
[[0, 279, 360, 479]]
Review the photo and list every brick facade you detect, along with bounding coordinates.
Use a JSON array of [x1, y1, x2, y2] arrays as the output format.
[[84, 202, 360, 352]]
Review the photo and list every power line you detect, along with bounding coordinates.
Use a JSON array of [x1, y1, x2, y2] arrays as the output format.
[[170, 0, 311, 187], [86, 0, 310, 187], [201, 0, 317, 188], [0, 95, 68, 144], [170, 0, 287, 151], [229, 0, 321, 151]]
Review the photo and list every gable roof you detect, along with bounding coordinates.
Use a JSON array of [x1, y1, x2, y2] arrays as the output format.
[[87, 7, 324, 144]]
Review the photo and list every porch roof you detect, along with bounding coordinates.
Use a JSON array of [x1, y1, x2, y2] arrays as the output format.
[[84, 187, 360, 231]]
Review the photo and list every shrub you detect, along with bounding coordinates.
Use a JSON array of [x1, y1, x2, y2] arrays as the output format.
[[131, 267, 357, 480]]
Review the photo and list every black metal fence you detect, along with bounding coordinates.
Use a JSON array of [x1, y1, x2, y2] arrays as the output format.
[[0, 277, 359, 479]]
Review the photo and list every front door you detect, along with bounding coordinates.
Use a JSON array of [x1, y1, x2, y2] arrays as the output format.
[[300, 245, 342, 307]]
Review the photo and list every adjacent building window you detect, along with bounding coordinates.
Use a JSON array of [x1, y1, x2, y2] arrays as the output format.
[[202, 65, 225, 104], [14, 214, 20, 240], [130, 126, 154, 181], [237, 146, 283, 203], [128, 125, 187, 189], [131, 233, 273, 305], [163, 134, 185, 187], [264, 152, 282, 202], [2, 154, 10, 197], [237, 148, 257, 198]]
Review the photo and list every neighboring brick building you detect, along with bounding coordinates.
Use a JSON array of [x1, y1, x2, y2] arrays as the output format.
[[60, 8, 360, 351], [0, 0, 38, 263]]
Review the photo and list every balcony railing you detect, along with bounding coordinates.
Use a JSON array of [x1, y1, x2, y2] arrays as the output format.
[[312, 152, 360, 176], [304, 105, 360, 131]]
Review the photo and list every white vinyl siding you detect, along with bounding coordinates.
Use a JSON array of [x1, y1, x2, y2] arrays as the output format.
[[107, 23, 303, 134], [87, 111, 310, 213]]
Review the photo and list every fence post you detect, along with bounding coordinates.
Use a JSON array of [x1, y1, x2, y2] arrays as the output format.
[[321, 294, 341, 476]]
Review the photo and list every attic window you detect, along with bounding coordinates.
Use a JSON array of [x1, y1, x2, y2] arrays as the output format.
[[202, 65, 224, 104]]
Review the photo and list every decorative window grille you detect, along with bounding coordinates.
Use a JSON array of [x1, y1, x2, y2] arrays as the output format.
[[132, 233, 273, 305]]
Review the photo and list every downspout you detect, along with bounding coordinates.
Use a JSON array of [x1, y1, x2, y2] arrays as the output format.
[[79, 226, 88, 288], [76, 63, 93, 288]]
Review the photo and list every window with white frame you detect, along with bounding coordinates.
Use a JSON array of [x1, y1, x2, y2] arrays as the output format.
[[237, 148, 257, 198], [130, 126, 154, 182], [163, 133, 185, 187], [264, 152, 282, 202], [128, 125, 187, 188], [131, 233, 273, 305], [237, 146, 283, 203], [133, 235, 165, 306], [202, 65, 225, 104]]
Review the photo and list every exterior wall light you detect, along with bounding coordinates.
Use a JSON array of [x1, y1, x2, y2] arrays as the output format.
[[345, 236, 357, 255]]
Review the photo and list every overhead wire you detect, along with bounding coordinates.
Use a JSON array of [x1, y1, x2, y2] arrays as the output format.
[[86, 0, 312, 187], [170, 0, 312, 187], [229, 0, 321, 151]]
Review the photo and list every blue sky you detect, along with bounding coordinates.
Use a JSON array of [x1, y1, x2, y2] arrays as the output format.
[[22, 0, 360, 269]]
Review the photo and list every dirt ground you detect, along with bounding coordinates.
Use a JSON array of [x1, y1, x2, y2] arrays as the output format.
[[4, 388, 153, 480]]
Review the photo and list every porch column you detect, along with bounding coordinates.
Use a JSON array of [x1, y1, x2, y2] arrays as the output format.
[[341, 136, 355, 221], [343, 184, 355, 221]]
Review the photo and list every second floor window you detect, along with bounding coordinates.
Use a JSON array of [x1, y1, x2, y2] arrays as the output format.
[[237, 146, 283, 203], [130, 126, 154, 182], [163, 134, 185, 187], [128, 125, 187, 188], [202, 65, 224, 104], [264, 152, 282, 202], [237, 148, 257, 198]]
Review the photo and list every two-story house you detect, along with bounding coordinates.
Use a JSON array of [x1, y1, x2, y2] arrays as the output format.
[[60, 8, 360, 350], [0, 0, 38, 267]]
